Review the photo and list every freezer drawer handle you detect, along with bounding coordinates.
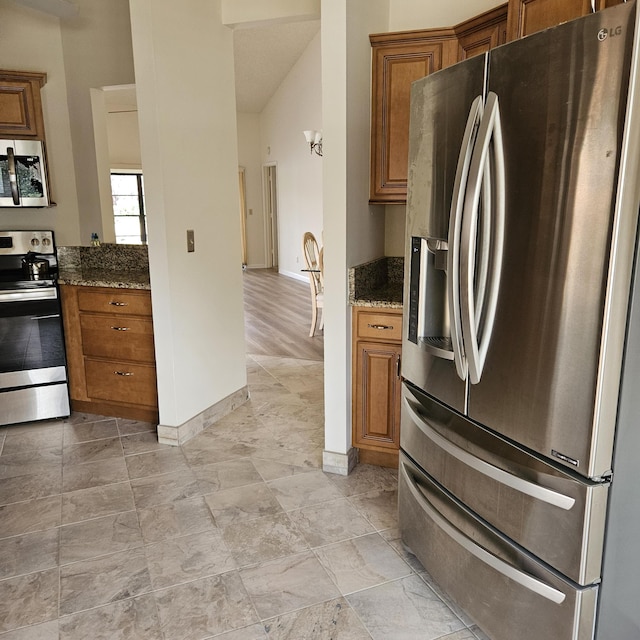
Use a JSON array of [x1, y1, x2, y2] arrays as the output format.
[[400, 461, 567, 605], [403, 395, 576, 511]]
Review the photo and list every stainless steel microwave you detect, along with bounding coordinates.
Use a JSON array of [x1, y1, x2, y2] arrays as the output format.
[[0, 139, 50, 207]]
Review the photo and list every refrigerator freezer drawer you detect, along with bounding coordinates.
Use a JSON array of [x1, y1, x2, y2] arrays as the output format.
[[401, 382, 608, 586], [399, 453, 598, 640]]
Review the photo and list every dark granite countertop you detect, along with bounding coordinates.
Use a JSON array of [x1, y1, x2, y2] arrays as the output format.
[[348, 257, 404, 309], [57, 244, 151, 290], [58, 267, 151, 289]]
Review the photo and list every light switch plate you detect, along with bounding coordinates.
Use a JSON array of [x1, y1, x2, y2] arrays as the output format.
[[187, 229, 195, 253]]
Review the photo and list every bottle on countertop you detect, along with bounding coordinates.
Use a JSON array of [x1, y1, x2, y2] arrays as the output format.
[[90, 233, 101, 247]]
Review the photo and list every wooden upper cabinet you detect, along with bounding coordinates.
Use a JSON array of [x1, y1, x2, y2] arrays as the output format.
[[369, 31, 455, 204], [456, 5, 508, 62], [506, 0, 623, 41], [0, 70, 47, 139], [368, 0, 623, 205], [369, 6, 508, 205]]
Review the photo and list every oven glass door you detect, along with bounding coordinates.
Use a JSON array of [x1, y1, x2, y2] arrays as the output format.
[[0, 288, 67, 389]]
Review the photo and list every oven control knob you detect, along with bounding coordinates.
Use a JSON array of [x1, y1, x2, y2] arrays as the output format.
[[31, 238, 40, 247], [41, 237, 51, 247]]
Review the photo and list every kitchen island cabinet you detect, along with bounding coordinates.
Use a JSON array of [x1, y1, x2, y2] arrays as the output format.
[[60, 284, 158, 423]]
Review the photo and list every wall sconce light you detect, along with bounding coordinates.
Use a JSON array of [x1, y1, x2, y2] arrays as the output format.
[[303, 130, 323, 156]]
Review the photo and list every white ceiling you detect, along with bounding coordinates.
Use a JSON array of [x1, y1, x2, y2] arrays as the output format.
[[12, 0, 320, 115], [233, 20, 320, 113], [103, 21, 321, 116]]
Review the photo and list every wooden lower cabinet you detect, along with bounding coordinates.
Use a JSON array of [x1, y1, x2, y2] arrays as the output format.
[[60, 284, 159, 423], [352, 306, 402, 468]]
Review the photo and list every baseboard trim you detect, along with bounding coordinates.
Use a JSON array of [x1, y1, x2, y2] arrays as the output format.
[[279, 269, 307, 283], [157, 386, 249, 446], [323, 447, 358, 476]]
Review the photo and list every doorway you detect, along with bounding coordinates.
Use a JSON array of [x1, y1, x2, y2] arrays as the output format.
[[263, 164, 279, 269]]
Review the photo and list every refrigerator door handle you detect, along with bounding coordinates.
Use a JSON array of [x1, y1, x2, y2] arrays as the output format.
[[403, 394, 576, 511], [400, 461, 567, 605], [460, 91, 506, 384], [447, 95, 484, 381]]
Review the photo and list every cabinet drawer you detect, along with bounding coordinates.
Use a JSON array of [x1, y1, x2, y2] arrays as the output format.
[[77, 288, 152, 317], [84, 358, 158, 407], [356, 310, 402, 342], [80, 314, 155, 363]]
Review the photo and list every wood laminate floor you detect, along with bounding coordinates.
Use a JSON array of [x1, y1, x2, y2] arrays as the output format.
[[243, 268, 324, 361]]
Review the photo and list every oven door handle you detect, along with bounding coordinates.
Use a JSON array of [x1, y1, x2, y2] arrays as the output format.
[[7, 146, 21, 205], [0, 288, 58, 302]]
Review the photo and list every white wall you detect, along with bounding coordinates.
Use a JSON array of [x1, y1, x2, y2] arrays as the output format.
[[60, 0, 135, 245], [237, 113, 267, 267], [129, 0, 247, 428], [222, 0, 320, 26], [389, 0, 504, 30], [0, 1, 81, 245], [321, 0, 389, 459], [107, 111, 142, 170], [259, 31, 323, 280]]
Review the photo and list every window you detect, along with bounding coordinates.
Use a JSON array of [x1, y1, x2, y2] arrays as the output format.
[[111, 173, 147, 244]]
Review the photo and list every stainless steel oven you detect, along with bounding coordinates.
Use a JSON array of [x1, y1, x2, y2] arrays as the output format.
[[0, 230, 69, 425]]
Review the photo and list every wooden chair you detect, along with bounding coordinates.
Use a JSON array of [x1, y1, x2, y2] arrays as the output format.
[[302, 232, 324, 337]]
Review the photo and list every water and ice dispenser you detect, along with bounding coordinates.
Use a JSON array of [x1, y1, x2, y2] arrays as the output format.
[[407, 236, 454, 360]]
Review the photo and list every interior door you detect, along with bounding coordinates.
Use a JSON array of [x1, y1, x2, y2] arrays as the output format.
[[264, 164, 278, 269], [467, 4, 635, 479]]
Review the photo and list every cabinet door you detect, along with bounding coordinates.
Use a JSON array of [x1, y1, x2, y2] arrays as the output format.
[[456, 6, 508, 62], [353, 341, 402, 450], [0, 71, 46, 139], [369, 36, 453, 204], [505, 0, 622, 41]]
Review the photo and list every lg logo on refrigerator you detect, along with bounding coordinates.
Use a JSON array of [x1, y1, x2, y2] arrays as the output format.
[[598, 25, 623, 41]]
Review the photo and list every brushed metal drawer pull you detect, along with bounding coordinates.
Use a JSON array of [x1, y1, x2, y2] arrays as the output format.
[[114, 371, 134, 376], [368, 323, 394, 330], [111, 326, 130, 331], [109, 301, 128, 307]]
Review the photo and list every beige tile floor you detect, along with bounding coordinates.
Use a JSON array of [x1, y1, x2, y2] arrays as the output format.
[[0, 354, 490, 640]]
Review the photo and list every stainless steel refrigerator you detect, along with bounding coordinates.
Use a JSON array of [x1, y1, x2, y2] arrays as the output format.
[[399, 3, 640, 639]]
